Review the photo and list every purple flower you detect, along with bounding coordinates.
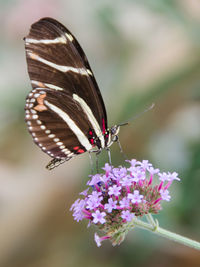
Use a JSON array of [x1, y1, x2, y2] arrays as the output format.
[[112, 167, 127, 179], [128, 166, 145, 182], [87, 174, 101, 186], [70, 158, 181, 247], [121, 210, 134, 222], [131, 169, 146, 182], [70, 199, 81, 211], [138, 160, 152, 170], [120, 176, 132, 186], [70, 199, 87, 222], [86, 198, 102, 210], [72, 210, 85, 222], [94, 233, 110, 247], [127, 166, 137, 174], [148, 167, 160, 175], [158, 172, 169, 182], [160, 189, 171, 201], [108, 185, 122, 197], [126, 159, 137, 166], [128, 190, 144, 204], [79, 188, 89, 196], [119, 197, 130, 208], [92, 210, 106, 224], [102, 163, 112, 174], [167, 172, 180, 181], [70, 199, 86, 213], [104, 198, 117, 212], [88, 191, 102, 199], [94, 233, 102, 247], [86, 191, 103, 209], [100, 174, 110, 184]]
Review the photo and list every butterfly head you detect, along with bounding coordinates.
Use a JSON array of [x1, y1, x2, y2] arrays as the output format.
[[106, 121, 129, 147], [110, 125, 120, 142]]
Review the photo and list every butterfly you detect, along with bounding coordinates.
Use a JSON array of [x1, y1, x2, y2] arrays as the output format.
[[24, 17, 122, 170]]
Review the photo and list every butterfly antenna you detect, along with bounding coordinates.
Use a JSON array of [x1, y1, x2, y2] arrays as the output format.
[[119, 103, 155, 127], [116, 103, 154, 160]]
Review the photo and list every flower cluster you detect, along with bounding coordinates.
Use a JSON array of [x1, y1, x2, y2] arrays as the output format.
[[70, 159, 180, 247]]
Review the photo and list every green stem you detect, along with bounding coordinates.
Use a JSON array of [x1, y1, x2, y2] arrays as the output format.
[[130, 217, 200, 250], [145, 213, 156, 227]]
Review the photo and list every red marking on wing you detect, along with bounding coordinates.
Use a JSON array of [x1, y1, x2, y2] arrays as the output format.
[[34, 93, 47, 112], [89, 131, 93, 135], [90, 138, 94, 144], [37, 82, 45, 88], [77, 149, 85, 153], [73, 146, 79, 150], [102, 118, 106, 134]]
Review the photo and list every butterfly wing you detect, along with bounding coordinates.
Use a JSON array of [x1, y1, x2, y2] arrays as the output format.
[[24, 18, 108, 167]]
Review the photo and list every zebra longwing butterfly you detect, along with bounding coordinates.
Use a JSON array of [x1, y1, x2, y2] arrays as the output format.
[[24, 17, 120, 170]]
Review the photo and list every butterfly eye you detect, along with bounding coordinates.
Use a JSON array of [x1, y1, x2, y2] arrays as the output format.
[[111, 125, 120, 136]]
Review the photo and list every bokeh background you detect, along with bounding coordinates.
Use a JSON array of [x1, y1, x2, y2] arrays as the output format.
[[0, 0, 200, 266]]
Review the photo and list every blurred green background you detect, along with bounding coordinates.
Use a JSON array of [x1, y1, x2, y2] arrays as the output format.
[[0, 0, 200, 266]]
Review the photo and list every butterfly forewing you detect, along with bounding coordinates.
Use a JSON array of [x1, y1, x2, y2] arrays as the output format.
[[24, 17, 108, 165]]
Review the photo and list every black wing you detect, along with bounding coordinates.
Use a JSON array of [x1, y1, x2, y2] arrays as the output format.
[[24, 17, 108, 166]]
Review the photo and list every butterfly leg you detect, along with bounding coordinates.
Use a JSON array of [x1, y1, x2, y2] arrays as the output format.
[[46, 157, 72, 170], [106, 147, 112, 165], [89, 151, 94, 174], [117, 138, 127, 160], [95, 149, 102, 173]]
